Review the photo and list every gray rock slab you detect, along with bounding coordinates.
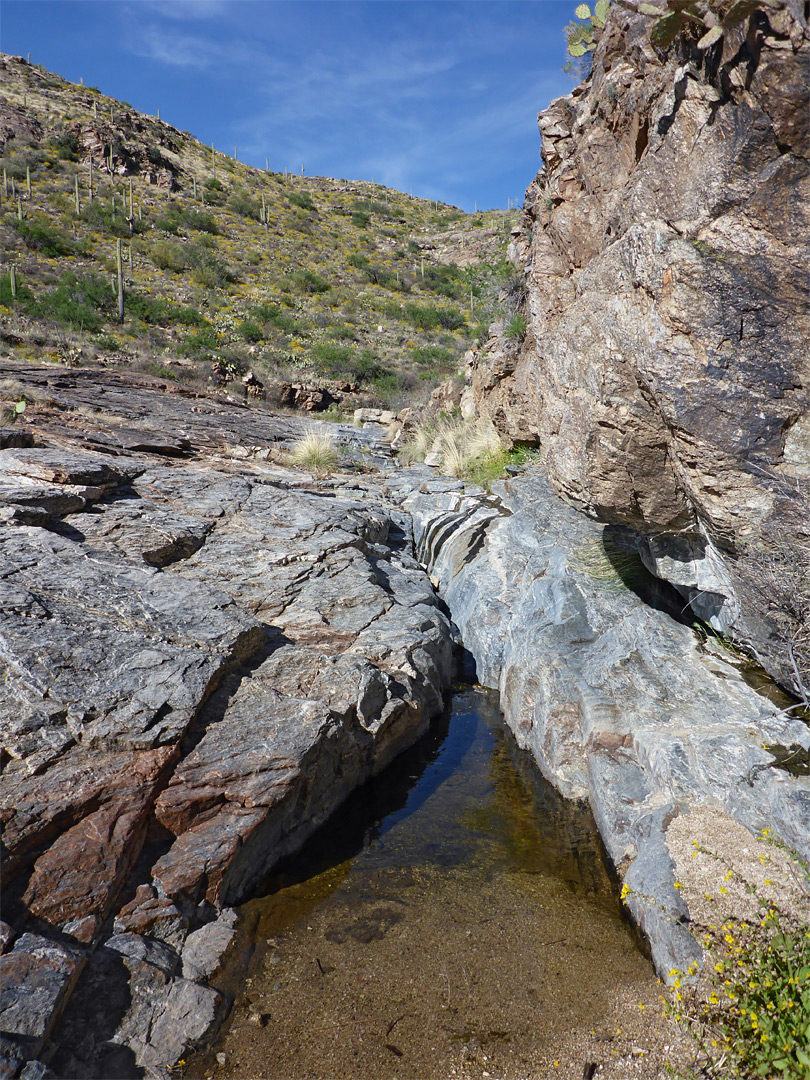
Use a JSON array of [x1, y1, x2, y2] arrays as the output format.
[[0, 364, 457, 1078], [407, 473, 810, 980], [180, 911, 238, 981], [0, 935, 83, 1050], [139, 979, 225, 1067], [106, 934, 180, 977]]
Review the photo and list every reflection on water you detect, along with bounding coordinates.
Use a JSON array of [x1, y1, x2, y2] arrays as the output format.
[[195, 685, 660, 1080], [259, 686, 613, 903]]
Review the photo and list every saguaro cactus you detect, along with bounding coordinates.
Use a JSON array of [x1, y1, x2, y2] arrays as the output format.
[[74, 174, 81, 214], [116, 238, 124, 323]]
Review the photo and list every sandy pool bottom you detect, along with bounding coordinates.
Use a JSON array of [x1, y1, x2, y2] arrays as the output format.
[[190, 687, 694, 1080]]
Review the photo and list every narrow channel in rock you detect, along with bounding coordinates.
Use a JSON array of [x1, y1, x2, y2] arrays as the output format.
[[190, 683, 682, 1080]]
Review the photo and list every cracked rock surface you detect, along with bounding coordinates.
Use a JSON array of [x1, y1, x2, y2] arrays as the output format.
[[0, 362, 454, 1079]]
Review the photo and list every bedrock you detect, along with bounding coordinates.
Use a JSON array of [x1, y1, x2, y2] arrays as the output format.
[[406, 473, 810, 981]]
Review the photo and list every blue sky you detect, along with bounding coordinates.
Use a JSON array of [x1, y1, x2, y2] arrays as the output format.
[[1, 1, 577, 212]]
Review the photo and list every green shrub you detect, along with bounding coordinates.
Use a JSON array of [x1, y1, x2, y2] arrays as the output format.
[[238, 318, 263, 343], [313, 343, 382, 382], [1, 145, 48, 179], [372, 371, 407, 395], [228, 190, 260, 219], [292, 268, 329, 294], [144, 361, 179, 381], [351, 211, 370, 228], [353, 198, 397, 221], [155, 206, 184, 235], [12, 216, 74, 256], [506, 313, 526, 340], [187, 240, 236, 287], [48, 130, 80, 162], [328, 325, 357, 341], [178, 325, 218, 356], [360, 263, 395, 287], [125, 292, 169, 323], [0, 273, 34, 307], [403, 303, 466, 331], [156, 205, 219, 235], [186, 210, 219, 235], [249, 303, 299, 335], [33, 270, 115, 331], [288, 191, 314, 211], [151, 239, 188, 272], [251, 303, 281, 322], [172, 305, 208, 327], [80, 199, 144, 238], [410, 344, 457, 373], [94, 333, 121, 352], [313, 342, 351, 366], [421, 263, 463, 299], [12, 214, 74, 257]]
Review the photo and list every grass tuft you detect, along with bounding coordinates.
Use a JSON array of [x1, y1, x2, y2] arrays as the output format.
[[289, 428, 339, 476]]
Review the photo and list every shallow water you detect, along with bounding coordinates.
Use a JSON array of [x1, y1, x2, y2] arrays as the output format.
[[193, 685, 665, 1080]]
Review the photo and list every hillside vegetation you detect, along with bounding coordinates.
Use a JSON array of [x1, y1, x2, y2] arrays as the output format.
[[0, 53, 518, 411]]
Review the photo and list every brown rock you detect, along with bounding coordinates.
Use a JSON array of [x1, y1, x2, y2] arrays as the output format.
[[469, 6, 810, 693], [23, 747, 176, 931]]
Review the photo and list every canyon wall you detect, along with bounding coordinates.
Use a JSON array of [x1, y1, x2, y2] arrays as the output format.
[[465, 2, 810, 696]]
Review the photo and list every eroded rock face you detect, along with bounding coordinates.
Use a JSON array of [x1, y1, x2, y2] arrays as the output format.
[[3, 358, 807, 1075], [466, 5, 810, 694], [0, 362, 454, 1078], [407, 473, 810, 981]]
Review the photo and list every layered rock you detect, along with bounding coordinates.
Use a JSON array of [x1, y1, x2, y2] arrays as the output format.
[[0, 362, 454, 1078], [465, 3, 810, 696], [406, 473, 810, 980], [2, 358, 808, 1074]]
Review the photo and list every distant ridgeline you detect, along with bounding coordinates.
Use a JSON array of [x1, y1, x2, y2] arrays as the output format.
[[0, 52, 518, 412]]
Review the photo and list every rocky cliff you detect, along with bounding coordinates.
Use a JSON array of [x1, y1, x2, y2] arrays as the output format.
[[465, 2, 810, 697]]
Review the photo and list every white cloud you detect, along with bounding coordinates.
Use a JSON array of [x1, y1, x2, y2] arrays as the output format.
[[138, 0, 228, 20]]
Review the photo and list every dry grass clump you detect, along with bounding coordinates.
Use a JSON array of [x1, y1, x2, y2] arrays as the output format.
[[398, 414, 503, 480], [288, 428, 339, 476]]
